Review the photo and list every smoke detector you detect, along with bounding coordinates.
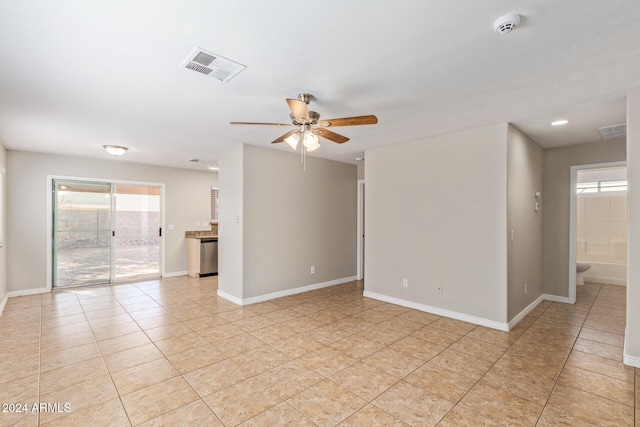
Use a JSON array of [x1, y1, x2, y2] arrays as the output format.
[[494, 14, 521, 34], [182, 47, 246, 83]]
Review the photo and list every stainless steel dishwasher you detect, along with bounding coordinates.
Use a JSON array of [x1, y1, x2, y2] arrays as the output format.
[[200, 238, 218, 276]]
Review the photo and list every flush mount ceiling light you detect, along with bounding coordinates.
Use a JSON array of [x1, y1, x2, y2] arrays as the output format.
[[103, 145, 128, 156], [551, 119, 569, 126]]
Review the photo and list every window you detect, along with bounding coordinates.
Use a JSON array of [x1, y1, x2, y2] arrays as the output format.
[[577, 179, 627, 194], [211, 187, 219, 221]]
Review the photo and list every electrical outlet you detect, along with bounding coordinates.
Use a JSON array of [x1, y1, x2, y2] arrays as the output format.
[[403, 279, 408, 288], [310, 266, 315, 274], [437, 285, 443, 294], [524, 284, 528, 294]]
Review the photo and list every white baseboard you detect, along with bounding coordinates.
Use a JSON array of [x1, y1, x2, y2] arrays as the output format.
[[162, 271, 187, 278], [363, 290, 510, 332], [623, 327, 640, 368], [584, 275, 626, 286], [623, 354, 640, 368], [508, 295, 545, 330], [8, 287, 49, 298], [217, 276, 357, 306], [542, 294, 571, 303], [216, 289, 244, 305], [0, 294, 7, 317]]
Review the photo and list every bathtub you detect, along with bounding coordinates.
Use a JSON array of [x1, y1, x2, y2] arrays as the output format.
[[582, 261, 627, 286]]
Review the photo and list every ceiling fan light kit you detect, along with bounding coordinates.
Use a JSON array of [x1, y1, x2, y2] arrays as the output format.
[[230, 93, 378, 169]]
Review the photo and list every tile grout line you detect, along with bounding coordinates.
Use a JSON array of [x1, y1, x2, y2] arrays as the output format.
[[27, 280, 630, 426], [80, 286, 135, 427], [533, 283, 635, 425], [531, 285, 599, 426], [37, 293, 43, 427]]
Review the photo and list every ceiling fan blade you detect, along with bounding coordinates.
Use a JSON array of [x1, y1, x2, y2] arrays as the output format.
[[271, 130, 297, 144], [317, 115, 378, 127], [312, 128, 350, 144], [230, 122, 292, 127], [286, 99, 310, 122]]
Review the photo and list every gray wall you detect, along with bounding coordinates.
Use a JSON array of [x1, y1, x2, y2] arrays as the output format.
[[365, 124, 509, 324], [542, 139, 626, 297], [0, 142, 6, 307], [507, 125, 544, 320], [218, 144, 244, 299], [219, 144, 357, 301], [6, 150, 217, 293], [626, 92, 640, 361]]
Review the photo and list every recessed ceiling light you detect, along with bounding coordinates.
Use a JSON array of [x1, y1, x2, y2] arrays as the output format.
[[208, 165, 219, 170], [355, 157, 364, 161], [551, 120, 569, 126]]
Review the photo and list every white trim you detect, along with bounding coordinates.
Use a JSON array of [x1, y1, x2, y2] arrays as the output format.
[[356, 179, 365, 280], [8, 287, 49, 297], [217, 276, 357, 306], [508, 295, 545, 330], [583, 275, 626, 286], [623, 328, 640, 367], [162, 271, 188, 278], [363, 290, 510, 331], [47, 175, 166, 290], [569, 161, 626, 305], [542, 293, 571, 303], [623, 354, 640, 368], [216, 289, 244, 305], [0, 294, 7, 317]]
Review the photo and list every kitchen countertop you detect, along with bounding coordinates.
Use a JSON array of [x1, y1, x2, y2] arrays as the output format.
[[185, 231, 218, 239]]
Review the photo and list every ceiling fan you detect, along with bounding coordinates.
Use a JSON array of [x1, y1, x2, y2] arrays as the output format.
[[230, 93, 378, 153]]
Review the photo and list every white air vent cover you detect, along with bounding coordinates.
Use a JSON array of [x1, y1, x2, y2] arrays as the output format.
[[598, 123, 626, 141], [182, 47, 246, 83]]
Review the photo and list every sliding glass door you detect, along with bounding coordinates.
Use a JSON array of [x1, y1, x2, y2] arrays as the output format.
[[53, 181, 112, 287], [112, 184, 161, 281], [53, 179, 162, 288]]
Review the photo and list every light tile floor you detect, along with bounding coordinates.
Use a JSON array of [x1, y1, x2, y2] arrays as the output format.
[[0, 278, 636, 426]]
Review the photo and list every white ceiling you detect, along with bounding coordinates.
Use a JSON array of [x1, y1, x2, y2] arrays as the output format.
[[0, 1, 638, 170]]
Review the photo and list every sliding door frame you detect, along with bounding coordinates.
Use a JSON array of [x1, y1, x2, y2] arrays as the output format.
[[46, 175, 166, 291]]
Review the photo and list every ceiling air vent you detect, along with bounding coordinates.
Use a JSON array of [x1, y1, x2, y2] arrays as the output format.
[[598, 123, 626, 141], [182, 47, 246, 83]]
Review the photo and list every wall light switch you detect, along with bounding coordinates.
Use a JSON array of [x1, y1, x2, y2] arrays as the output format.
[[168, 224, 175, 230]]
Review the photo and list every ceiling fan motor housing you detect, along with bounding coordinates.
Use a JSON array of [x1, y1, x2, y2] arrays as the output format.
[[298, 93, 313, 104]]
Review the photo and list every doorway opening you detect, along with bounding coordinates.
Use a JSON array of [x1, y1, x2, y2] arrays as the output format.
[[51, 178, 163, 288], [569, 162, 627, 303], [357, 179, 365, 280]]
